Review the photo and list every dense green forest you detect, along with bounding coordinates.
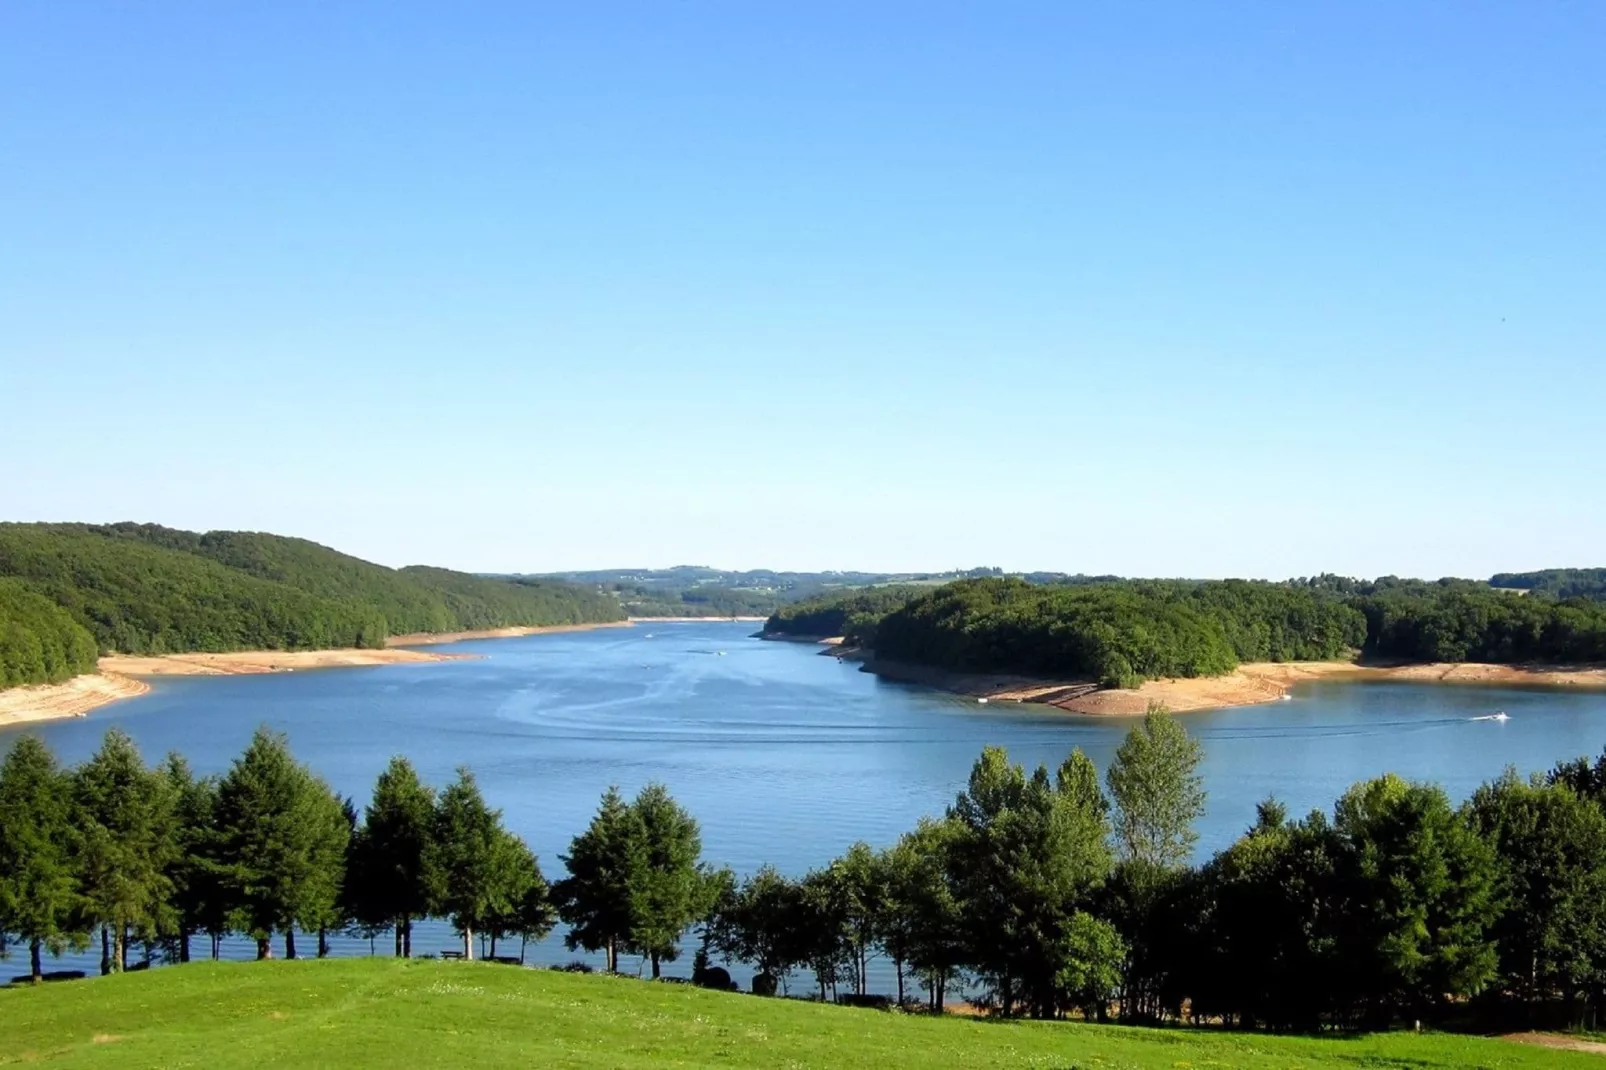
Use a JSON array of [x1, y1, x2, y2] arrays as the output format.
[[868, 578, 1367, 688], [0, 524, 622, 681], [770, 575, 1606, 687], [6, 720, 1606, 1030], [763, 587, 929, 644], [0, 579, 100, 688], [1491, 568, 1606, 601]]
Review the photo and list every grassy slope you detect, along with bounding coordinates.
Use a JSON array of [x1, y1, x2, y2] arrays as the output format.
[[0, 960, 1593, 1069]]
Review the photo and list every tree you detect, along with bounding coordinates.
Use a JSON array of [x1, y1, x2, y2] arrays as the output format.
[[1333, 774, 1499, 1025], [481, 830, 550, 960], [711, 864, 808, 995], [425, 768, 517, 961], [1106, 705, 1205, 870], [1468, 769, 1606, 1027], [946, 745, 1113, 1017], [1104, 708, 1205, 1022], [797, 866, 852, 1001], [626, 782, 706, 978], [212, 727, 349, 960], [555, 786, 644, 973], [827, 841, 887, 997], [882, 819, 965, 1011], [348, 757, 436, 957], [0, 736, 83, 981], [157, 754, 225, 963], [1056, 912, 1126, 1020], [73, 728, 176, 974]]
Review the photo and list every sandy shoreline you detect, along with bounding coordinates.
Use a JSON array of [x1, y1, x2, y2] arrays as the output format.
[[98, 647, 475, 678], [386, 620, 632, 646], [0, 673, 151, 728], [850, 653, 1606, 716], [2, 621, 640, 727], [629, 616, 770, 623]]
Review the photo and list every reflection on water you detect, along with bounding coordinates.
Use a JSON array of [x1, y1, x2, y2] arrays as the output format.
[[7, 621, 1604, 984]]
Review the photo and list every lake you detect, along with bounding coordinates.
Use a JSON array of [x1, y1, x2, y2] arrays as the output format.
[[6, 620, 1605, 987]]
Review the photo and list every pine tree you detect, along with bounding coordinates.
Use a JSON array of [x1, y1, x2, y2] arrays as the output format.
[[626, 782, 705, 978], [349, 757, 436, 957], [0, 736, 82, 982], [73, 728, 176, 974], [158, 754, 223, 964], [555, 786, 644, 972], [212, 727, 349, 960], [425, 768, 510, 960], [483, 830, 552, 961]]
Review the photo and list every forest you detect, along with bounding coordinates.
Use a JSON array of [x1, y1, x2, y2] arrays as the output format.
[[762, 586, 929, 645], [1491, 568, 1606, 602], [0, 580, 99, 689], [0, 524, 623, 686], [772, 576, 1606, 687], [4, 716, 1604, 1032]]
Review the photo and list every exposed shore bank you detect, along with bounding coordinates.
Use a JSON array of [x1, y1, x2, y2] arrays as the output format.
[[98, 647, 475, 677], [387, 620, 633, 646], [0, 672, 151, 728], [629, 616, 770, 623], [833, 646, 1606, 715], [2, 621, 642, 727]]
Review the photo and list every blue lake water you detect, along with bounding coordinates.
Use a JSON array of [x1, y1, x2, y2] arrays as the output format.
[[6, 620, 1605, 986]]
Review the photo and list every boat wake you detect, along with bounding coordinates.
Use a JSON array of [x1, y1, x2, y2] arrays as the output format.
[[1470, 711, 1510, 722]]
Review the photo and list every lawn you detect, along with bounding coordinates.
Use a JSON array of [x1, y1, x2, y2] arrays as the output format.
[[0, 959, 1596, 1069]]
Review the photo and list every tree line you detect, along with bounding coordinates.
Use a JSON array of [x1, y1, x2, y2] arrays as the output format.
[[0, 523, 623, 672], [770, 576, 1606, 687], [5, 719, 1606, 1032], [1490, 569, 1606, 602], [763, 586, 929, 646], [866, 578, 1366, 688]]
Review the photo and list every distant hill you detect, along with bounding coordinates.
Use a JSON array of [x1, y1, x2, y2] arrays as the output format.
[[527, 566, 1007, 618], [1490, 568, 1606, 601], [0, 523, 622, 686]]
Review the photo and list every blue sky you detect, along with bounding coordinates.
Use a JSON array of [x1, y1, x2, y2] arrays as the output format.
[[3, 3, 1601, 577]]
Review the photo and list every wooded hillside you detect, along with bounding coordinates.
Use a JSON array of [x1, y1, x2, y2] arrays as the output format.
[[0, 524, 623, 685]]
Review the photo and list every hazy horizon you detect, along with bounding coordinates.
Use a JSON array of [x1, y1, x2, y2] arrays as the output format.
[[5, 5, 1601, 579]]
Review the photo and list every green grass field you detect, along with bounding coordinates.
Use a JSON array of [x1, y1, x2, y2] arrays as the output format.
[[0, 959, 1596, 1069]]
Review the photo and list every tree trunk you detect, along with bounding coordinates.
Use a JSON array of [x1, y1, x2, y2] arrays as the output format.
[[463, 926, 474, 961], [30, 938, 43, 983], [100, 925, 112, 976], [179, 931, 191, 964], [318, 927, 330, 959], [403, 918, 412, 959], [894, 957, 904, 1006], [520, 935, 528, 965], [651, 952, 661, 979], [257, 935, 272, 960], [490, 933, 498, 959], [212, 934, 221, 960], [285, 930, 298, 960], [395, 926, 404, 957], [114, 925, 127, 974], [605, 938, 616, 973]]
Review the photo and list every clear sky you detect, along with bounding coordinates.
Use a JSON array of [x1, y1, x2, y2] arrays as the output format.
[[2, 3, 1601, 578]]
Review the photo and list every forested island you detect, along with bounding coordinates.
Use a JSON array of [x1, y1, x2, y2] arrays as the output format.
[[765, 575, 1606, 692], [0, 524, 623, 690]]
